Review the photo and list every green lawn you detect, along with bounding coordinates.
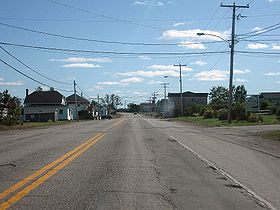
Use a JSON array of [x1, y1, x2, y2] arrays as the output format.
[[258, 130, 280, 141], [173, 115, 280, 127], [0, 121, 73, 131]]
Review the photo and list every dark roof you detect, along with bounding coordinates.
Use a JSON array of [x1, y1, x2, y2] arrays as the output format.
[[260, 92, 280, 100], [24, 91, 64, 105], [66, 94, 90, 104], [168, 91, 208, 98]]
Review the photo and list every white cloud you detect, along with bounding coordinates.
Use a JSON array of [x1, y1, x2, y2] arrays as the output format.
[[272, 45, 280, 50], [174, 22, 185, 27], [192, 61, 207, 66], [179, 41, 206, 49], [235, 78, 247, 82], [246, 43, 269, 50], [133, 1, 164, 6], [62, 63, 102, 69], [0, 80, 24, 86], [264, 72, 280, 76], [160, 29, 229, 41], [251, 27, 262, 32], [133, 91, 148, 96], [267, 0, 280, 2], [0, 77, 4, 81], [195, 70, 228, 81], [118, 70, 180, 77], [148, 64, 192, 72], [138, 56, 151, 60], [98, 77, 144, 86], [86, 85, 104, 92], [50, 57, 112, 63], [195, 69, 250, 81], [148, 80, 163, 84]]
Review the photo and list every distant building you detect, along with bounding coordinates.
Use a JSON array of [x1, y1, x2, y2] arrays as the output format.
[[168, 91, 208, 116], [139, 103, 156, 112], [260, 92, 280, 105], [24, 90, 73, 122], [66, 94, 90, 120]]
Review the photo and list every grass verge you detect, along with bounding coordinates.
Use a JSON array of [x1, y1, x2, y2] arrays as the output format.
[[172, 115, 280, 127], [258, 130, 280, 141], [0, 121, 73, 131]]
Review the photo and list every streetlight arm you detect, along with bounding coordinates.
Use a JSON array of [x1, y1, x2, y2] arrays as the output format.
[[197, 32, 231, 47]]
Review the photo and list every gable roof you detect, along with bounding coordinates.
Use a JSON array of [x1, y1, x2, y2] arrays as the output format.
[[24, 91, 64, 105], [168, 91, 208, 98], [260, 92, 280, 100], [66, 94, 90, 104]]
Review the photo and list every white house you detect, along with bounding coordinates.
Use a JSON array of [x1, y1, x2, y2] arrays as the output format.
[[24, 90, 73, 122], [66, 94, 90, 120]]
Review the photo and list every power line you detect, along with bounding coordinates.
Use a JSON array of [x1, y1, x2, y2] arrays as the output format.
[[238, 22, 280, 37], [0, 58, 72, 93], [0, 22, 223, 46], [236, 51, 280, 55], [0, 45, 72, 85], [47, 0, 164, 31], [0, 41, 229, 56]]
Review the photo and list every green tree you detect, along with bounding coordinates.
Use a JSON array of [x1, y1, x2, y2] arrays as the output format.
[[127, 103, 140, 112], [102, 94, 122, 115], [233, 85, 247, 104], [0, 89, 21, 125], [209, 86, 228, 110]]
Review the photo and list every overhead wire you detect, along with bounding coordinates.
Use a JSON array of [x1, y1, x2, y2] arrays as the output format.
[[0, 22, 223, 46], [46, 0, 165, 31], [0, 45, 72, 85], [0, 41, 229, 56], [0, 58, 72, 93]]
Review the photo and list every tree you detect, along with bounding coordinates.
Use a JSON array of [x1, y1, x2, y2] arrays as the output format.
[[36, 86, 43, 91], [127, 103, 140, 113], [0, 89, 21, 125], [102, 94, 122, 115], [233, 85, 247, 104], [209, 86, 228, 110]]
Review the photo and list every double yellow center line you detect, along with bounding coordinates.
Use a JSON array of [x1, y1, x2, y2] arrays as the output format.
[[0, 132, 106, 209]]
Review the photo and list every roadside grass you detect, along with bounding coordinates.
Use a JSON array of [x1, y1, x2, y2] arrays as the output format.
[[0, 121, 73, 131], [172, 115, 280, 127], [258, 130, 280, 141]]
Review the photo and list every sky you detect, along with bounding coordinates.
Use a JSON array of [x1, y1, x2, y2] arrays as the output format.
[[0, 0, 280, 105]]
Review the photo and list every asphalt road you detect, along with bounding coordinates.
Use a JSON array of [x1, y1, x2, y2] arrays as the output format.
[[0, 113, 274, 209]]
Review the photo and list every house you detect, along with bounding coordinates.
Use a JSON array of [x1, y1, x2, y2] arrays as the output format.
[[260, 92, 280, 105], [139, 102, 156, 113], [24, 90, 73, 122], [66, 94, 90, 120], [168, 91, 208, 116]]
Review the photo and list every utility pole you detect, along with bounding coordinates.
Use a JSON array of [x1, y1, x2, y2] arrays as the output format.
[[97, 94, 100, 120], [221, 2, 249, 123], [161, 82, 169, 99], [174, 63, 186, 116], [73, 80, 79, 121]]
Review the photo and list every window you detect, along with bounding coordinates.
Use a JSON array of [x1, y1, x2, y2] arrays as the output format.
[[59, 109, 63, 114]]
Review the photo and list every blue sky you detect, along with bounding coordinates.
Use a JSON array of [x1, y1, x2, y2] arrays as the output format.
[[0, 0, 279, 104]]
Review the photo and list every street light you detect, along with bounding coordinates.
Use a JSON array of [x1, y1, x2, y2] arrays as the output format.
[[197, 32, 234, 123]]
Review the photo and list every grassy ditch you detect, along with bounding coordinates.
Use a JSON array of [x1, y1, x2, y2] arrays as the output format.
[[258, 130, 280, 141], [0, 121, 73, 131], [173, 115, 280, 127]]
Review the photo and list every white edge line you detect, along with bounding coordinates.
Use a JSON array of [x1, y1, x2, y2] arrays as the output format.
[[172, 137, 277, 210]]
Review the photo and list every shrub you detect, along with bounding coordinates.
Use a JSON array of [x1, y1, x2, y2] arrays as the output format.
[[217, 109, 228, 120], [247, 113, 263, 123], [203, 108, 215, 119], [199, 106, 207, 116], [2, 115, 19, 126], [232, 102, 246, 121], [276, 107, 280, 121]]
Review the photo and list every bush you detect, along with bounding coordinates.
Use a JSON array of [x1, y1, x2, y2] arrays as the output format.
[[232, 102, 246, 120], [203, 108, 215, 119], [247, 113, 263, 123], [2, 115, 19, 126], [276, 107, 280, 121], [217, 109, 228, 120], [199, 106, 207, 116]]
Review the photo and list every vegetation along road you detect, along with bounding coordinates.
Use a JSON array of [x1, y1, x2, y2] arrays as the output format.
[[1, 114, 279, 209]]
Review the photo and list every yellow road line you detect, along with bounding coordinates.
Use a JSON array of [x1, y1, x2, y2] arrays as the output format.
[[0, 132, 103, 200], [0, 133, 106, 210]]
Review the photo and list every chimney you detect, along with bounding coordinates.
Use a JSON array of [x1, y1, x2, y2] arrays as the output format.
[[81, 92, 83, 98], [25, 89, 29, 97]]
